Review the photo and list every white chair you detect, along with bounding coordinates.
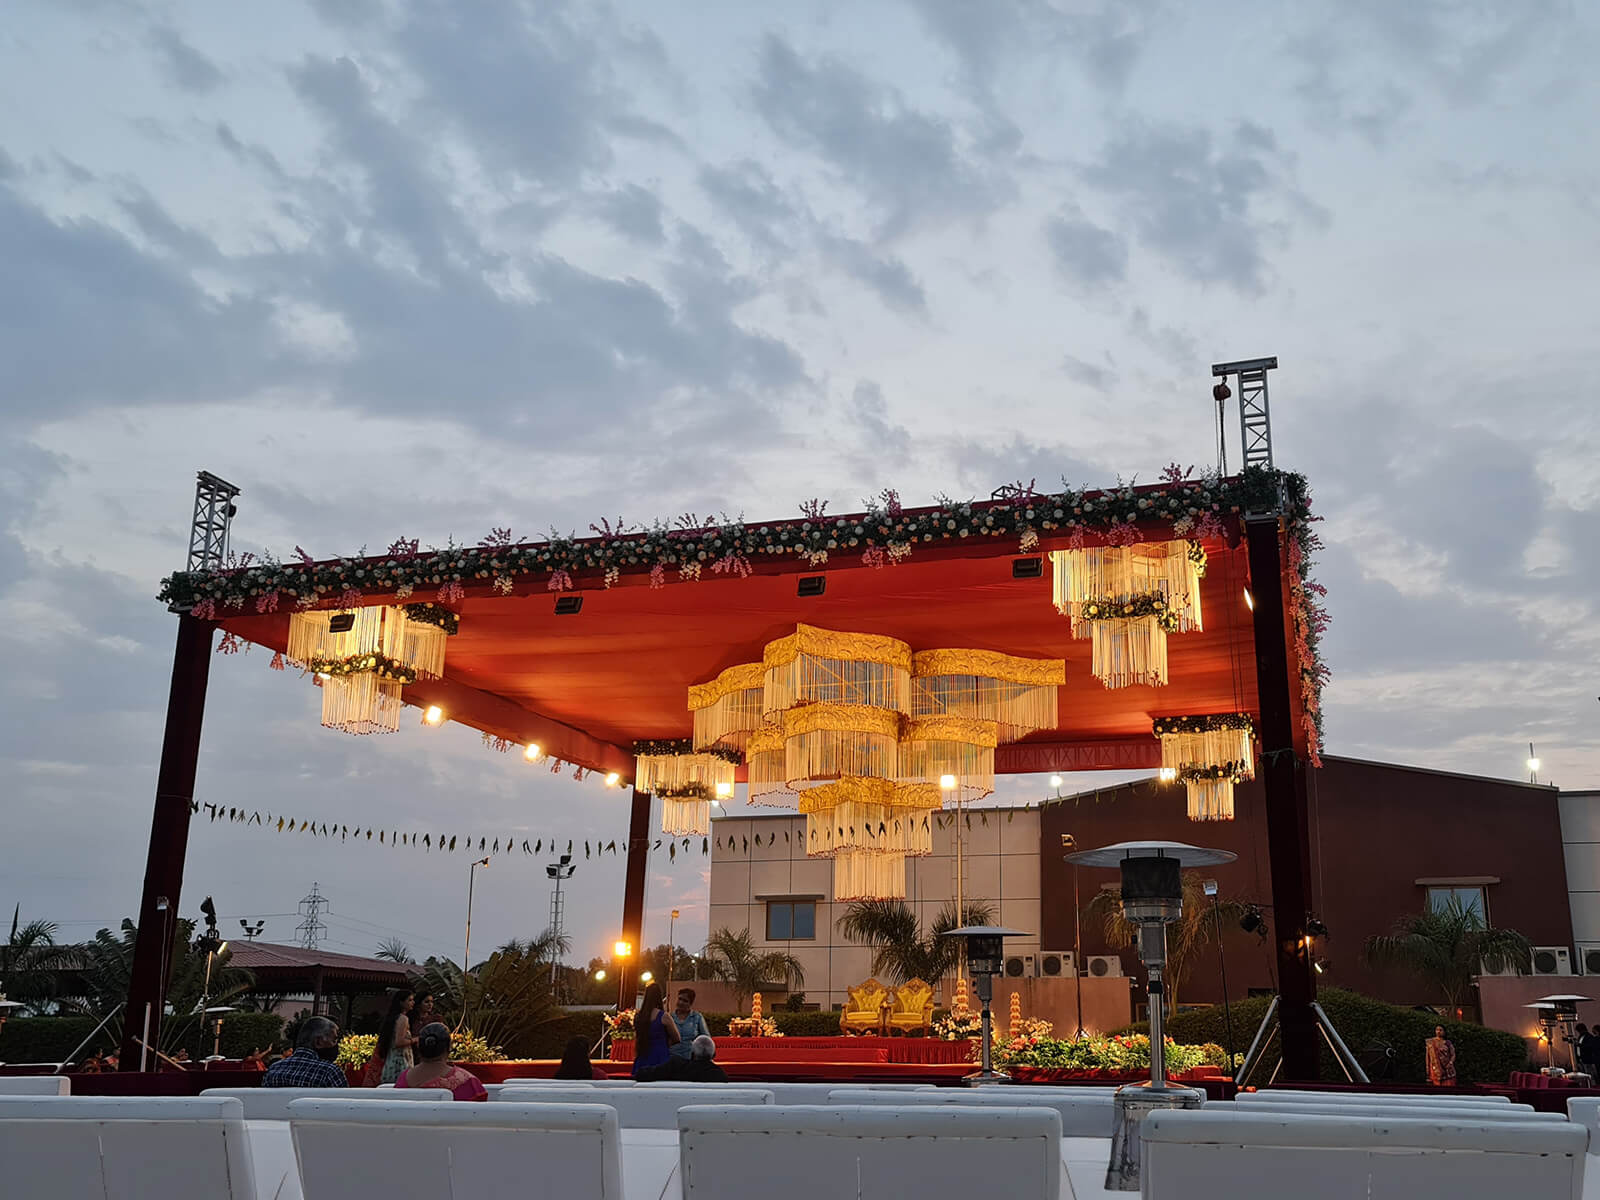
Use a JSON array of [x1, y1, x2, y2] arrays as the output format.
[[1238, 1088, 1512, 1105], [202, 1085, 449, 1120], [500, 1084, 772, 1128], [0, 1095, 257, 1199], [1228, 1098, 1560, 1123], [1569, 1096, 1600, 1137], [1141, 1109, 1588, 1200], [827, 1086, 1119, 1137], [499, 1075, 634, 1087], [679, 1104, 1061, 1200], [289, 1099, 624, 1200], [0, 1076, 70, 1095], [733, 1081, 936, 1105]]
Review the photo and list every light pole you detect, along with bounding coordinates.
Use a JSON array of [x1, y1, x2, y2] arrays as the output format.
[[613, 939, 633, 1012], [668, 909, 680, 987], [1062, 833, 1084, 1039], [463, 857, 491, 980], [546, 854, 576, 996], [1203, 879, 1237, 1075]]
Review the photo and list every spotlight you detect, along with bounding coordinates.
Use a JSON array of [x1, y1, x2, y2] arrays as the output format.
[[1243, 588, 1254, 611], [939, 773, 958, 791], [524, 742, 542, 762], [604, 772, 621, 788], [1239, 906, 1264, 935], [1213, 379, 1232, 403], [1528, 757, 1541, 773], [715, 781, 733, 799], [423, 705, 444, 726], [1050, 774, 1064, 789], [1202, 879, 1219, 898], [1306, 917, 1329, 939], [594, 969, 606, 981], [640, 971, 653, 984], [1158, 766, 1177, 784], [327, 612, 356, 634], [614, 940, 632, 958]]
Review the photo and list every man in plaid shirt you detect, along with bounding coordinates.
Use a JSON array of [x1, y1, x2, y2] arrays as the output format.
[[262, 1015, 347, 1088]]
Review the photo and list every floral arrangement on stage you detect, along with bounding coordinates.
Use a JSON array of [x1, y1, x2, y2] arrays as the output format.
[[984, 1032, 1214, 1075], [932, 1009, 984, 1041], [727, 1015, 781, 1037], [602, 1008, 635, 1037], [448, 1030, 503, 1063], [336, 1033, 377, 1069]]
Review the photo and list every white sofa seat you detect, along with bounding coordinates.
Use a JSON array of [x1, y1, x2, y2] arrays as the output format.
[[0, 1076, 70, 1095], [499, 1076, 634, 1087], [1141, 1109, 1588, 1200], [0, 1095, 256, 1200], [202, 1085, 447, 1120], [827, 1085, 1119, 1137], [1238, 1088, 1512, 1104], [1229, 1098, 1557, 1122], [500, 1084, 771, 1128], [679, 1104, 1061, 1200], [723, 1080, 935, 1105], [289, 1099, 624, 1200]]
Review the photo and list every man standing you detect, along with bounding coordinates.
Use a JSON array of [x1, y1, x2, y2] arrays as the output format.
[[263, 1016, 346, 1088], [1425, 1024, 1457, 1087], [1576, 1023, 1599, 1077], [669, 987, 709, 1060]]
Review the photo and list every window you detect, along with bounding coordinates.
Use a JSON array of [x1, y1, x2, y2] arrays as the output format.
[[766, 899, 817, 941], [1427, 886, 1487, 923]]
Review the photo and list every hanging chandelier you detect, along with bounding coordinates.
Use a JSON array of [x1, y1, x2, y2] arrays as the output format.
[[634, 739, 739, 836], [1153, 713, 1255, 821], [743, 725, 792, 805], [909, 649, 1064, 742], [799, 778, 938, 901], [783, 703, 901, 788], [897, 715, 997, 801], [288, 605, 457, 735], [1050, 541, 1204, 689], [762, 624, 912, 717], [688, 662, 766, 753]]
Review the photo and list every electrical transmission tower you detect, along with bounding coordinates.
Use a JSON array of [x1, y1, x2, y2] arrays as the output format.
[[296, 883, 329, 950]]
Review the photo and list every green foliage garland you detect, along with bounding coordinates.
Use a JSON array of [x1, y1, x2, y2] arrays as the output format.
[[402, 603, 460, 635], [1080, 594, 1181, 630], [1152, 712, 1254, 738], [305, 653, 418, 684]]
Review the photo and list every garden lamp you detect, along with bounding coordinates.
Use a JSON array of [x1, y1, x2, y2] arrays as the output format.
[[941, 925, 1028, 1085]]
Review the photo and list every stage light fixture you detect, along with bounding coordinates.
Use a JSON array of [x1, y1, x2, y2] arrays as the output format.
[[593, 969, 606, 982], [327, 612, 356, 634], [614, 940, 632, 958], [1011, 557, 1043, 579], [423, 705, 444, 726], [1306, 916, 1329, 939], [604, 772, 621, 787], [554, 595, 583, 615], [797, 575, 826, 597], [1239, 906, 1264, 935], [1243, 588, 1254, 611], [524, 742, 542, 762], [1314, 959, 1326, 975], [640, 971, 653, 984], [1158, 766, 1177, 784], [1528, 756, 1541, 772]]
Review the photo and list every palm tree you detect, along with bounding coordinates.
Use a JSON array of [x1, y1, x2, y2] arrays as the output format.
[[374, 938, 415, 964], [1089, 872, 1248, 1009], [701, 928, 805, 1008], [1, 906, 73, 1014], [1363, 895, 1532, 1012], [839, 900, 996, 985]]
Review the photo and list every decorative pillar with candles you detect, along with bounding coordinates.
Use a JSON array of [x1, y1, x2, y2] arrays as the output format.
[[1065, 840, 1236, 1193], [940, 925, 1028, 1085]]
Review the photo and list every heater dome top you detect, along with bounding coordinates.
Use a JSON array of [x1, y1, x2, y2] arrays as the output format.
[[1064, 839, 1236, 869]]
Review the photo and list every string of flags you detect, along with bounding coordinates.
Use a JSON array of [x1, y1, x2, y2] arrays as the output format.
[[189, 777, 1172, 865]]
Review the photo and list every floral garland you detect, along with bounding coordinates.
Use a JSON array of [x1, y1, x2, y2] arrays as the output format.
[[1151, 712, 1254, 737], [402, 603, 460, 635], [655, 782, 714, 800], [1080, 594, 1181, 631], [305, 653, 418, 684], [1178, 761, 1247, 783], [161, 466, 1327, 760], [632, 739, 741, 765]]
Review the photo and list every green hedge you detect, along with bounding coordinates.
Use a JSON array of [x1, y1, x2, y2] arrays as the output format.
[[520, 1011, 608, 1060], [1112, 988, 1530, 1085], [0, 1017, 108, 1063]]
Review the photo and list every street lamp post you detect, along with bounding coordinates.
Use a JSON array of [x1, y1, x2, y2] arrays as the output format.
[[463, 857, 491, 981], [613, 940, 633, 1012], [668, 909, 680, 988]]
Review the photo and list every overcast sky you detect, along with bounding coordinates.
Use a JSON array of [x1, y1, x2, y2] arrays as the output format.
[[2, 0, 1596, 971]]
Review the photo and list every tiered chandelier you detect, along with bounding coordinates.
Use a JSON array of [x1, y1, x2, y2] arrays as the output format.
[[1050, 540, 1204, 688], [685, 627, 1065, 901], [288, 604, 456, 734], [633, 739, 739, 837], [1153, 713, 1256, 821]]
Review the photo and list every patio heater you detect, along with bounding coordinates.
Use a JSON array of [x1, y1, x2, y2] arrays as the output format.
[[1531, 995, 1591, 1072], [942, 925, 1028, 1085], [204, 1005, 235, 1060], [1065, 840, 1235, 1193]]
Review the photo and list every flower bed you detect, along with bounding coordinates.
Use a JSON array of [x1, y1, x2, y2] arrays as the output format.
[[984, 1032, 1229, 1076]]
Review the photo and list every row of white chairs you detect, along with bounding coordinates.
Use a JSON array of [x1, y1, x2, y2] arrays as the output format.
[[0, 1076, 71, 1095]]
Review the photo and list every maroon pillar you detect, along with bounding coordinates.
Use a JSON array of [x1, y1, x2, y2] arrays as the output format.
[[120, 614, 214, 1070], [617, 787, 653, 1009], [1245, 514, 1319, 1081]]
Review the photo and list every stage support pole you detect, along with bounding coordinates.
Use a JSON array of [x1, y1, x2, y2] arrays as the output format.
[[120, 613, 215, 1069], [618, 787, 652, 1009], [1245, 514, 1319, 1081]]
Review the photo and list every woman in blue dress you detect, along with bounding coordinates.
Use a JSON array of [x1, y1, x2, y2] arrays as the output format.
[[631, 981, 680, 1078]]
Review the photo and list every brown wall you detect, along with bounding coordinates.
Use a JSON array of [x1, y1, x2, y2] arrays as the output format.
[[1038, 758, 1571, 1010]]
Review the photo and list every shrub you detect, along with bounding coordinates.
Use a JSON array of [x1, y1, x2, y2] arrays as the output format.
[[0, 1011, 283, 1064], [0, 1016, 108, 1063], [520, 1011, 607, 1060], [1112, 988, 1530, 1085]]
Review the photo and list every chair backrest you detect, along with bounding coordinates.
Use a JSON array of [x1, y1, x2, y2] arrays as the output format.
[[1568, 1097, 1600, 1145], [1239, 1088, 1512, 1104], [890, 978, 933, 1014], [0, 1095, 256, 1200], [742, 1081, 936, 1105], [500, 1084, 771, 1127], [1141, 1109, 1587, 1200], [498, 1076, 634, 1087], [827, 1086, 1118, 1137], [1227, 1099, 1558, 1123], [201, 1085, 448, 1120], [289, 1099, 623, 1200], [845, 978, 889, 1011], [680, 1104, 1060, 1200], [0, 1076, 70, 1095]]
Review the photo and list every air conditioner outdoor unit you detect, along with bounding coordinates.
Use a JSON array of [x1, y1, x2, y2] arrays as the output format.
[[1084, 954, 1123, 979], [1477, 960, 1521, 978], [1577, 944, 1600, 976], [1003, 954, 1035, 979], [1038, 951, 1077, 978], [1532, 946, 1573, 976]]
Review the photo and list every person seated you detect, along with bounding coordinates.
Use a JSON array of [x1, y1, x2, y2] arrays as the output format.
[[78, 1053, 104, 1074], [637, 1034, 728, 1083], [554, 1034, 609, 1080], [262, 1016, 347, 1088], [395, 1023, 489, 1101]]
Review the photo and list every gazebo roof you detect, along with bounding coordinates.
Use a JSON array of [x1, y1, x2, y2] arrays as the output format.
[[162, 469, 1324, 778], [226, 941, 415, 993]]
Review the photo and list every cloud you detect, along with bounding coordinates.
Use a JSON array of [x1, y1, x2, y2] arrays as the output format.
[[1044, 204, 1127, 290], [817, 236, 928, 316], [590, 184, 666, 245], [751, 33, 1013, 238], [146, 26, 225, 94], [1060, 354, 1114, 392]]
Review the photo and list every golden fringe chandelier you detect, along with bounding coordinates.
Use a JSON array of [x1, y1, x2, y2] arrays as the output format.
[[1050, 540, 1204, 689], [1153, 713, 1256, 821], [634, 739, 738, 837], [688, 625, 1065, 901], [288, 604, 456, 734]]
